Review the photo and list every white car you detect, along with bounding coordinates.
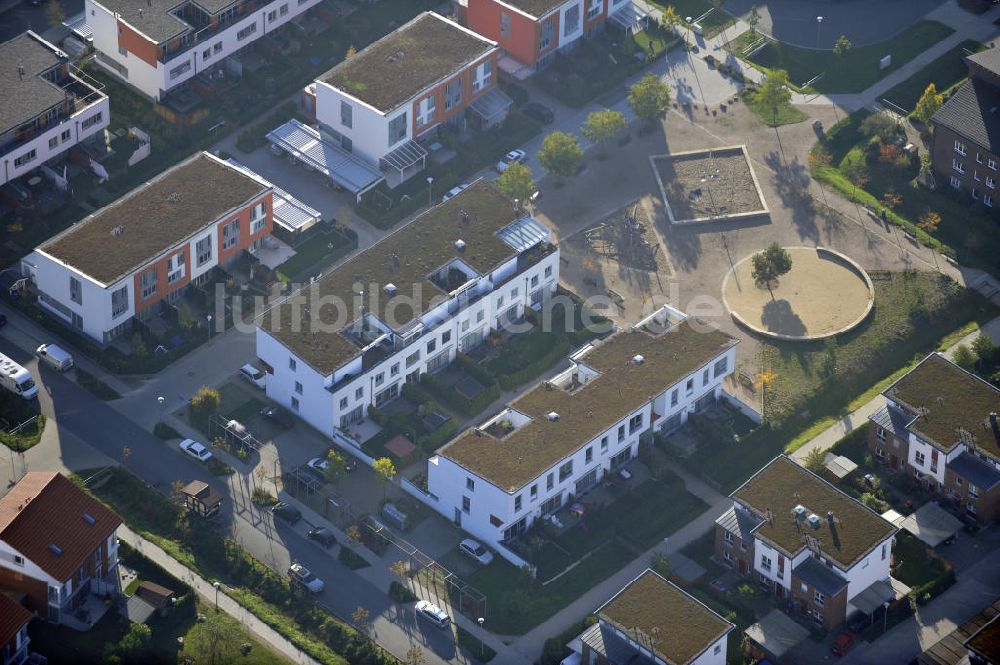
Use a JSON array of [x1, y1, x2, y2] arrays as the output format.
[[496, 149, 526, 172], [178, 438, 212, 462], [288, 562, 325, 593], [35, 343, 74, 372], [442, 183, 470, 202], [306, 457, 329, 475], [458, 539, 494, 565], [415, 600, 451, 628], [239, 364, 266, 389]]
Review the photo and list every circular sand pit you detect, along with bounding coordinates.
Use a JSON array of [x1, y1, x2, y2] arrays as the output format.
[[722, 247, 873, 341]]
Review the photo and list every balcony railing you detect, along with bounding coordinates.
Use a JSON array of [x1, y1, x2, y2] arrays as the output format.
[[160, 0, 272, 63]]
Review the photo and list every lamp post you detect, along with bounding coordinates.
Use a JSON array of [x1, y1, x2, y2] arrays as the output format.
[[816, 16, 823, 48], [213, 581, 221, 610], [157, 395, 165, 423], [686, 17, 707, 110], [882, 601, 890, 633], [206, 314, 213, 342], [477, 617, 485, 657], [427, 176, 434, 206]]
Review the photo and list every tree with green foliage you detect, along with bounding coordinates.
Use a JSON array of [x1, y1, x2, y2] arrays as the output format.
[[118, 623, 151, 655], [405, 646, 426, 665], [833, 35, 852, 57], [751, 243, 793, 294], [953, 344, 976, 372], [972, 333, 996, 365], [45, 0, 65, 27], [651, 552, 671, 578], [747, 6, 761, 38], [373, 457, 397, 498], [190, 386, 220, 424], [324, 448, 348, 485], [131, 333, 149, 358], [758, 69, 792, 129], [660, 5, 681, 38], [914, 83, 944, 124], [627, 73, 671, 128], [496, 161, 536, 206], [537, 131, 583, 177], [860, 113, 899, 142], [804, 447, 826, 472], [581, 109, 627, 157]]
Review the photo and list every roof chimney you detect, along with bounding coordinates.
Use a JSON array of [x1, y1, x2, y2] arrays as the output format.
[[547, 412, 559, 421], [632, 354, 645, 365], [384, 283, 397, 296], [454, 239, 466, 252]]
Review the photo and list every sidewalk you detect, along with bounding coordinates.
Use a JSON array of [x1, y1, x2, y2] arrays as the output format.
[[117, 524, 321, 665]]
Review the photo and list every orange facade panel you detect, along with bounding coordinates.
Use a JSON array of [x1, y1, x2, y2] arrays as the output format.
[[411, 52, 500, 137], [117, 19, 159, 67], [467, 0, 541, 66]]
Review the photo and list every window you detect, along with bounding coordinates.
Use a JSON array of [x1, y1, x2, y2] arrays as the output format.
[[118, 45, 128, 57], [990, 158, 998, 170], [881, 544, 887, 560], [628, 413, 643, 434], [876, 427, 886, 442], [975, 170, 982, 181], [618, 424, 625, 441], [915, 450, 926, 466], [476, 310, 485, 323], [416, 95, 435, 128], [875, 447, 885, 459], [341, 100, 352, 128], [559, 460, 573, 481], [760, 555, 772, 572], [546, 473, 554, 490], [237, 23, 257, 40], [14, 149, 36, 168], [723, 550, 733, 562], [49, 136, 58, 149], [251, 202, 267, 234], [289, 357, 297, 371], [462, 320, 470, 332], [70, 276, 82, 305], [140, 268, 157, 299], [61, 129, 71, 142], [375, 372, 384, 386], [585, 447, 593, 463], [987, 195, 994, 207], [167, 252, 185, 284], [703, 368, 710, 385], [13, 554, 23, 566], [462, 496, 471, 513], [564, 5, 580, 35], [203, 47, 211, 59], [540, 18, 554, 49], [951, 176, 962, 189], [953, 158, 965, 173], [442, 331, 451, 344], [514, 494, 522, 511], [294, 381, 303, 394], [530, 484, 537, 500], [600, 436, 608, 451], [544, 265, 552, 279], [472, 59, 492, 93], [222, 218, 240, 250], [587, 0, 602, 19], [970, 483, 980, 499], [111, 286, 128, 318], [391, 363, 400, 376], [814, 591, 825, 606], [496, 295, 504, 309], [973, 188, 980, 200], [445, 79, 463, 111], [714, 645, 722, 656], [169, 60, 192, 80], [988, 177, 996, 189], [280, 3, 289, 15], [355, 387, 363, 399], [466, 477, 475, 491], [339, 397, 348, 408], [671, 389, 678, 407], [530, 275, 539, 288], [406, 351, 420, 368], [214, 42, 223, 54], [291, 396, 300, 411], [500, 11, 511, 39], [955, 140, 967, 155], [387, 112, 407, 146], [686, 378, 694, 393], [267, 9, 277, 21], [977, 152, 984, 163], [196, 235, 212, 266], [724, 531, 734, 544], [511, 287, 519, 298]]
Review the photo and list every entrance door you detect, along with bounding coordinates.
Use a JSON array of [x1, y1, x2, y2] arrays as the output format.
[[454, 508, 462, 526]]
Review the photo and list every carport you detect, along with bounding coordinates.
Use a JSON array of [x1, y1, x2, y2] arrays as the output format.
[[745, 610, 809, 662], [267, 119, 383, 201], [468, 87, 514, 128], [899, 503, 963, 548], [850, 577, 911, 617]]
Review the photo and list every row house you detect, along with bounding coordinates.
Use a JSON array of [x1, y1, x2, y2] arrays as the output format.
[[255, 180, 559, 442], [931, 47, 1000, 208], [284, 12, 506, 194], [716, 456, 900, 630], [567, 569, 733, 665], [868, 352, 1000, 522], [86, 0, 325, 102], [426, 305, 738, 558], [22, 152, 272, 343], [0, 595, 32, 665], [0, 473, 123, 627], [459, 0, 648, 78], [1, 31, 109, 188]]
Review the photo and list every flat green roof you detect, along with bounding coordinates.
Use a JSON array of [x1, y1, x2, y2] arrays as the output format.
[[439, 321, 737, 492]]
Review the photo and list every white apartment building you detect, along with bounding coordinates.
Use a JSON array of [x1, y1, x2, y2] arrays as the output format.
[[717, 456, 900, 630], [86, 0, 324, 101], [1, 31, 109, 187], [255, 180, 558, 440], [422, 305, 739, 559], [22, 152, 272, 343]]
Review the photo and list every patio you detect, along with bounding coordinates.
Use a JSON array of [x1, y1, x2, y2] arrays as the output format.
[[341, 417, 382, 445], [61, 593, 114, 632]]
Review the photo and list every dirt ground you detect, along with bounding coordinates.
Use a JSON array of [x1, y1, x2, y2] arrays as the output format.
[[653, 148, 766, 221], [532, 98, 963, 412], [723, 247, 873, 338]]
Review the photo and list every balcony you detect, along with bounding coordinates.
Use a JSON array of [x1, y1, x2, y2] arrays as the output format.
[[160, 0, 275, 64]]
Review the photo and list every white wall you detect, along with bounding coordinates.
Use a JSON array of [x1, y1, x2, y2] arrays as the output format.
[[691, 634, 728, 665], [558, 0, 585, 48], [0, 539, 58, 588], [314, 82, 392, 165], [23, 249, 117, 341], [1, 95, 109, 186], [257, 327, 335, 437], [845, 535, 893, 604], [752, 539, 786, 588], [907, 434, 946, 484]]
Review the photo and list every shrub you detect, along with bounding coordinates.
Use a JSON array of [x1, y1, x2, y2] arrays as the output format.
[[190, 386, 220, 423], [251, 487, 278, 506]]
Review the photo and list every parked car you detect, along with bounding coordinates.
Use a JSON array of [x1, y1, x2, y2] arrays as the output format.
[[830, 631, 857, 657], [0, 313, 7, 328], [307, 526, 337, 548], [178, 438, 212, 462], [306, 457, 329, 477], [260, 405, 295, 429], [271, 502, 302, 524], [442, 183, 470, 202], [496, 149, 527, 172], [458, 539, 493, 565], [288, 562, 325, 593], [35, 343, 74, 372], [239, 363, 266, 389], [522, 102, 554, 124], [415, 600, 451, 629]]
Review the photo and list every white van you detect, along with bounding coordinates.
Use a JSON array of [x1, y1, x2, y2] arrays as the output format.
[[239, 364, 266, 389], [0, 353, 38, 400], [36, 344, 74, 372]]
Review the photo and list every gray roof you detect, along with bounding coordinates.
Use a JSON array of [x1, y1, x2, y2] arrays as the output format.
[[580, 623, 654, 665], [94, 0, 193, 44], [793, 557, 848, 597], [931, 79, 1000, 153], [949, 452, 1000, 490], [0, 32, 65, 136], [870, 405, 913, 439], [967, 48, 1000, 78], [716, 505, 763, 541]]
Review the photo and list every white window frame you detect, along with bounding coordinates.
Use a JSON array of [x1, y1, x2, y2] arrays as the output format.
[[953, 158, 965, 173], [954, 140, 967, 156], [950, 176, 962, 190]]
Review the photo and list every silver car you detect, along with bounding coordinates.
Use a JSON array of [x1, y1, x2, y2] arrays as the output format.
[[415, 600, 451, 629]]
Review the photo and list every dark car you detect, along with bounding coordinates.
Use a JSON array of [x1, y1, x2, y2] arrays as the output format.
[[260, 405, 295, 429], [522, 102, 554, 124], [0, 314, 7, 328], [308, 526, 337, 548], [271, 502, 301, 524]]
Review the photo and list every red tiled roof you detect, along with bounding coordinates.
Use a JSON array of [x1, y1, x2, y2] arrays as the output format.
[[0, 594, 31, 648], [0, 472, 122, 582]]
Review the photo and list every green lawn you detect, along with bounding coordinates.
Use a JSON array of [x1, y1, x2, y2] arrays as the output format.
[[881, 39, 986, 113], [743, 86, 808, 127], [185, 381, 265, 440], [740, 21, 954, 93], [892, 532, 948, 588], [274, 227, 357, 284], [648, 0, 738, 40]]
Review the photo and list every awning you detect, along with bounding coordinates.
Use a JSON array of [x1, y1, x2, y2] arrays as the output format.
[[267, 119, 383, 198], [745, 610, 809, 659], [379, 140, 427, 174], [469, 87, 514, 124], [497, 216, 550, 252], [609, 2, 650, 32], [498, 54, 534, 81], [63, 12, 93, 41], [850, 578, 910, 616], [225, 158, 322, 233], [899, 502, 963, 548]]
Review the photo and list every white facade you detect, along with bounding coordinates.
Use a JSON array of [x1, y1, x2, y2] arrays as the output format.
[[314, 83, 404, 166], [558, 0, 584, 48], [844, 535, 894, 608], [597, 617, 728, 665], [87, 0, 323, 100]]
